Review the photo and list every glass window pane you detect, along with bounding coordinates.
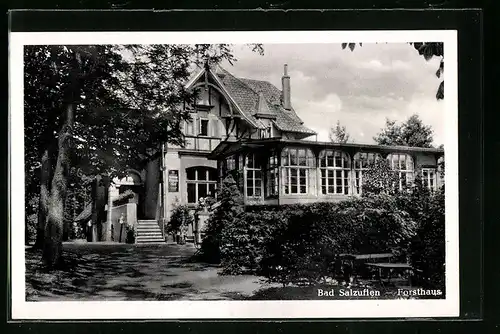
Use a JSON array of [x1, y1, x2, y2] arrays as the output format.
[[322, 186, 327, 194], [328, 170, 334, 178], [298, 149, 306, 166], [300, 185, 306, 194], [336, 186, 343, 193], [335, 154, 342, 168], [200, 119, 209, 136], [187, 183, 196, 203], [208, 183, 216, 197], [255, 187, 262, 196], [208, 168, 217, 181], [328, 185, 334, 193], [290, 149, 297, 165], [186, 168, 196, 181], [282, 154, 289, 167], [291, 185, 297, 194], [199, 184, 208, 199], [327, 153, 334, 167]]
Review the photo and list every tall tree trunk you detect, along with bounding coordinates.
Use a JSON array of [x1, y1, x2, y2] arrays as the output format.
[[42, 107, 73, 268], [42, 48, 79, 268], [34, 149, 52, 249]]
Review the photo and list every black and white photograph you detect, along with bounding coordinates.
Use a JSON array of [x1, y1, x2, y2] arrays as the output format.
[[10, 30, 459, 319]]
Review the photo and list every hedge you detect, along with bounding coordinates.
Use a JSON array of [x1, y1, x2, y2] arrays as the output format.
[[200, 177, 444, 289]]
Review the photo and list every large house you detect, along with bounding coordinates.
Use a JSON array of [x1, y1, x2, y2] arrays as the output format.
[[77, 63, 444, 244]]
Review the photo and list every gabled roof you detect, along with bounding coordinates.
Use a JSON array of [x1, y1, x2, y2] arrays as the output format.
[[217, 68, 316, 136]]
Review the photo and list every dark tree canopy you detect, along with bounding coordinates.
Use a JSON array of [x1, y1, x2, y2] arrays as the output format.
[[24, 43, 262, 267], [373, 114, 434, 148]]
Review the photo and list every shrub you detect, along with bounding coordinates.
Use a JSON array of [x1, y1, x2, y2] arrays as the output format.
[[258, 196, 416, 286], [410, 186, 445, 290], [361, 159, 400, 195], [167, 204, 194, 235], [219, 210, 288, 275], [125, 224, 136, 244], [199, 175, 244, 263]]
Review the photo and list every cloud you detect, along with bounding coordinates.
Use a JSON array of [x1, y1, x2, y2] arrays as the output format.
[[225, 43, 444, 146]]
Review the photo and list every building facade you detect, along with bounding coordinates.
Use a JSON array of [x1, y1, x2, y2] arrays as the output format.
[[82, 63, 444, 243]]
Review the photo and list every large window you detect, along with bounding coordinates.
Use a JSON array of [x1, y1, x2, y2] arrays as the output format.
[[421, 168, 437, 192], [319, 149, 350, 195], [186, 167, 217, 204], [245, 153, 262, 198], [281, 147, 315, 195], [353, 152, 381, 195], [387, 153, 414, 190], [266, 151, 279, 197]]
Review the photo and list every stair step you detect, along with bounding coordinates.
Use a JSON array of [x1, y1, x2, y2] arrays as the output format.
[[137, 228, 162, 231], [137, 233, 163, 237], [136, 238, 165, 243], [136, 235, 164, 239]]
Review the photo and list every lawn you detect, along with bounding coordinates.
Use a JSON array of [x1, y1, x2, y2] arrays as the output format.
[[25, 242, 425, 301]]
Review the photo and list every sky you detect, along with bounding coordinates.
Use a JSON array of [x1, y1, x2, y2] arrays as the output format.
[[221, 43, 445, 146]]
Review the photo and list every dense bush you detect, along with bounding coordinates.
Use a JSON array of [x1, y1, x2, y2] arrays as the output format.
[[409, 185, 445, 290], [125, 224, 136, 244], [166, 204, 193, 237], [199, 175, 244, 263], [258, 196, 416, 286], [219, 210, 288, 275], [200, 163, 444, 290], [361, 159, 400, 195]]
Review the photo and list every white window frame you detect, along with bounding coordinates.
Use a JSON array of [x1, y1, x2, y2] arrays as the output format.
[[186, 167, 217, 204], [421, 167, 438, 192], [266, 152, 279, 197], [245, 153, 263, 198], [387, 153, 414, 191], [353, 152, 381, 195], [281, 147, 315, 195], [319, 149, 351, 195]]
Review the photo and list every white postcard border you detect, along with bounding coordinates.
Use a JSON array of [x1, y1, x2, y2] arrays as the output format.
[[9, 30, 459, 319]]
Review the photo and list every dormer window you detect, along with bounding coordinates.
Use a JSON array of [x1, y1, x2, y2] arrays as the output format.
[[259, 126, 272, 139]]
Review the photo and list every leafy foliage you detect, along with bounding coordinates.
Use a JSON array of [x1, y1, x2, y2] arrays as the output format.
[[218, 210, 288, 275], [25, 43, 262, 268], [405, 185, 445, 290], [329, 120, 351, 143], [373, 114, 434, 148], [258, 197, 416, 286], [199, 175, 244, 263], [167, 204, 194, 235], [361, 159, 400, 195]]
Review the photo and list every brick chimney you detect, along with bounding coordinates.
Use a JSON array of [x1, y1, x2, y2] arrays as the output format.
[[281, 64, 291, 110]]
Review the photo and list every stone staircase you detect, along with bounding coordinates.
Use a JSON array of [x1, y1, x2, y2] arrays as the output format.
[[135, 220, 165, 244]]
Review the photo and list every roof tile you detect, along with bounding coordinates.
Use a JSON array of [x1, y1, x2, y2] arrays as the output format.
[[218, 69, 316, 136]]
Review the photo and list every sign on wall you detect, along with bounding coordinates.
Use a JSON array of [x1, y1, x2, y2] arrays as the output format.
[[168, 170, 179, 192]]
